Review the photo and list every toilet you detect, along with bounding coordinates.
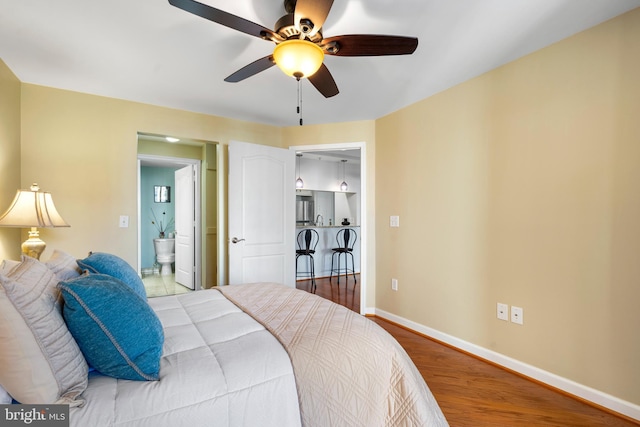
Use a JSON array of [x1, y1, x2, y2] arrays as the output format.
[[153, 238, 175, 275]]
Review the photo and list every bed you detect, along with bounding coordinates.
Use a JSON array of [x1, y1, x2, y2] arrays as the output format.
[[1, 252, 448, 426], [71, 283, 448, 426]]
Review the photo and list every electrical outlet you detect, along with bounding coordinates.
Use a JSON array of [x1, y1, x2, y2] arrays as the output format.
[[511, 306, 523, 325], [391, 278, 398, 291], [119, 215, 129, 228], [497, 303, 508, 321], [390, 216, 400, 227]]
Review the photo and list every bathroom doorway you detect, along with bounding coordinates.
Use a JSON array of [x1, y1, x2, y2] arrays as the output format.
[[137, 133, 219, 295]]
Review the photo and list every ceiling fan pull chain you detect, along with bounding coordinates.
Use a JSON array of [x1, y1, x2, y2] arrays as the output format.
[[298, 77, 303, 126]]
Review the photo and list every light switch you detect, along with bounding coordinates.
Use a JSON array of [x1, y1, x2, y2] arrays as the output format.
[[390, 215, 400, 227], [119, 215, 129, 228]]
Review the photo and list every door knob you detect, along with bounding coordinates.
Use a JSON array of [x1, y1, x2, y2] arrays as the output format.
[[231, 237, 245, 244]]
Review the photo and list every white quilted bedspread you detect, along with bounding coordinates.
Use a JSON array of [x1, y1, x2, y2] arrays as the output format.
[[69, 290, 301, 426], [219, 283, 449, 427]]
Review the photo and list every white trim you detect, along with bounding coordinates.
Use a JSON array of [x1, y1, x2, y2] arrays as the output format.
[[137, 158, 142, 274], [290, 142, 368, 316], [192, 161, 202, 290], [375, 308, 640, 422], [217, 143, 226, 286], [363, 307, 376, 316]]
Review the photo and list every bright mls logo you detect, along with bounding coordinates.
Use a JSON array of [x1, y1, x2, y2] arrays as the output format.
[[1, 405, 68, 427]]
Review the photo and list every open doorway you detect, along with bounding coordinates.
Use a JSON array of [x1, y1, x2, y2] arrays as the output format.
[[291, 142, 368, 315], [137, 133, 219, 296]]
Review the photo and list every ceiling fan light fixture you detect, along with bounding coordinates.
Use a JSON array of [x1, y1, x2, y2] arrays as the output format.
[[273, 39, 324, 79]]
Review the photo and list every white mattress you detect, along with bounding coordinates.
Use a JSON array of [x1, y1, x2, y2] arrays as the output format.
[[69, 290, 301, 426]]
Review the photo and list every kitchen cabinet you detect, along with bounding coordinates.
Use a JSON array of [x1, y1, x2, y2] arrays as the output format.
[[334, 192, 358, 226], [296, 190, 359, 227]]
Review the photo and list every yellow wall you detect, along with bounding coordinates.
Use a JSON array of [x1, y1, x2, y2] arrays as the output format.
[[0, 59, 21, 260], [19, 85, 282, 265], [283, 121, 377, 308], [137, 138, 205, 159], [376, 8, 640, 404]]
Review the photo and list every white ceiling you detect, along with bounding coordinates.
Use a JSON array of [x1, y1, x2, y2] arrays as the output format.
[[1, 0, 637, 127]]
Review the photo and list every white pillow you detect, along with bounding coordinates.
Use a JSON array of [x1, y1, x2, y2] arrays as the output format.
[[44, 249, 82, 281], [0, 256, 88, 406], [0, 383, 11, 404]]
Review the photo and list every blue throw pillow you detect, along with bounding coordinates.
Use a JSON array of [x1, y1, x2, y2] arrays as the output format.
[[58, 274, 163, 381], [77, 252, 146, 299]]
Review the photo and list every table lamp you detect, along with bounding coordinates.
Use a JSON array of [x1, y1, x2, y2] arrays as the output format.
[[0, 183, 70, 260]]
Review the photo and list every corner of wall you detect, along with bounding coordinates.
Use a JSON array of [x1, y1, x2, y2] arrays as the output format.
[[0, 59, 23, 261]]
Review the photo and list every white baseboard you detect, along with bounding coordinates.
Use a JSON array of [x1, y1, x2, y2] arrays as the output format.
[[374, 308, 640, 422]]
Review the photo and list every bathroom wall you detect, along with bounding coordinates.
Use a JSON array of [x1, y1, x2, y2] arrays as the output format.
[[141, 166, 178, 269]]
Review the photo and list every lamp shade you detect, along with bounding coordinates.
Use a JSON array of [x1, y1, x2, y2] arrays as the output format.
[[0, 184, 69, 228], [273, 39, 324, 79]]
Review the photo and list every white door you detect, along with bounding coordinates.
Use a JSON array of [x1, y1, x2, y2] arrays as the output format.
[[175, 165, 195, 289], [228, 141, 295, 287]]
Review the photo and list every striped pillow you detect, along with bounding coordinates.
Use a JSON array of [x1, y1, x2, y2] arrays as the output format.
[[0, 256, 88, 405]]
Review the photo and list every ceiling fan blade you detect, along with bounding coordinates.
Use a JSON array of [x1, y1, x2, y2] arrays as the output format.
[[308, 64, 339, 98], [169, 0, 277, 41], [321, 35, 418, 56], [294, 0, 334, 37], [224, 56, 276, 83]]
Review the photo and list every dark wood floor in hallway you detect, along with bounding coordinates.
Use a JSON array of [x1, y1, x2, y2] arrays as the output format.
[[296, 276, 639, 427]]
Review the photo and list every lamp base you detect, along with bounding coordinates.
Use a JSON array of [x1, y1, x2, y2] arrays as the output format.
[[21, 227, 45, 260]]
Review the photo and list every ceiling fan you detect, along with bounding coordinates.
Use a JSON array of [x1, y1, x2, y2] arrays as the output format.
[[168, 0, 419, 98]]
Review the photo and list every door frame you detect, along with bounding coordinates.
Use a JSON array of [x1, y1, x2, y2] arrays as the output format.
[[289, 142, 368, 315], [137, 154, 202, 289]]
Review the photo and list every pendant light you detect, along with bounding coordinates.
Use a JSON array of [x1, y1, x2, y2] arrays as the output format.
[[296, 153, 304, 189], [340, 159, 348, 192]]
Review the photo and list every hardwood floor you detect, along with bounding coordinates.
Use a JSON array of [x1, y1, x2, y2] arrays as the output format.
[[297, 276, 639, 427], [296, 273, 360, 313]]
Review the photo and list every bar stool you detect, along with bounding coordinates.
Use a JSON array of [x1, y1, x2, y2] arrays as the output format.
[[296, 229, 319, 292], [330, 228, 357, 286]]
